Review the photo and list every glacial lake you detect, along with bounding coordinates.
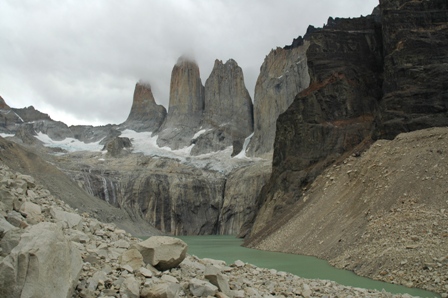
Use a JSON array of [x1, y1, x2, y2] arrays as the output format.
[[176, 235, 439, 298]]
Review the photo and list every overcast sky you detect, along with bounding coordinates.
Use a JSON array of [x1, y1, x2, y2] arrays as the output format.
[[1, 0, 378, 126]]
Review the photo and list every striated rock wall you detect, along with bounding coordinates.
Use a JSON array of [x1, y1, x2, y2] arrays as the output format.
[[191, 59, 253, 156], [157, 57, 205, 150], [61, 153, 270, 236], [121, 82, 167, 132], [374, 0, 448, 139], [219, 161, 271, 236], [249, 14, 383, 236], [246, 39, 310, 157]]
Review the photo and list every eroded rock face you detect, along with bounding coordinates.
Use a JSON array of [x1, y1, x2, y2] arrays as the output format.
[[191, 59, 253, 156], [103, 136, 132, 157], [157, 57, 205, 150], [219, 161, 271, 236], [374, 0, 448, 139], [249, 15, 383, 236], [246, 39, 310, 157], [122, 82, 167, 132]]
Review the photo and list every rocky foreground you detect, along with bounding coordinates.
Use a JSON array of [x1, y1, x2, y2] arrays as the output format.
[[0, 163, 431, 298]]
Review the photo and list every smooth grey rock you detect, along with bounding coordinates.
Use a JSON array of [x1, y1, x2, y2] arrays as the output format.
[[0, 222, 82, 298], [50, 207, 83, 230], [0, 228, 23, 256], [120, 276, 140, 298], [6, 210, 27, 228], [134, 236, 187, 271], [0, 215, 16, 238], [119, 248, 144, 271]]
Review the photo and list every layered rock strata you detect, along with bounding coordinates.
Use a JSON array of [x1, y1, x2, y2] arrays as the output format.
[[191, 59, 253, 156], [157, 57, 205, 150], [61, 153, 270, 236], [250, 14, 383, 236], [246, 38, 310, 157], [374, 0, 448, 139], [121, 82, 167, 132]]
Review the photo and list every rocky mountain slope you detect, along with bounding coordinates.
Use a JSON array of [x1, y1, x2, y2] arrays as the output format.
[[0, 162, 430, 297], [0, 136, 159, 236], [247, 127, 448, 295]]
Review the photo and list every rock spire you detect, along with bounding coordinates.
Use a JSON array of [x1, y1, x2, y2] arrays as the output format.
[[156, 57, 205, 150], [246, 40, 310, 157], [191, 59, 253, 156], [122, 82, 167, 132]]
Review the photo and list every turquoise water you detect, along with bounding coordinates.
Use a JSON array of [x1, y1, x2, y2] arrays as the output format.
[[177, 235, 439, 298]]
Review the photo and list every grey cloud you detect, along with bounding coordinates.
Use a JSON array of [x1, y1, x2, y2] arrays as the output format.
[[0, 0, 378, 125]]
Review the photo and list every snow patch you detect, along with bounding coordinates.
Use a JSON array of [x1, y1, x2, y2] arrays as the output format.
[[13, 112, 24, 123], [193, 129, 210, 139], [35, 132, 103, 152], [0, 133, 14, 138], [234, 133, 254, 159]]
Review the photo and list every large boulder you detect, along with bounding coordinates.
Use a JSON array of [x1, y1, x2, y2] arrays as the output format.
[[133, 236, 187, 271], [0, 222, 82, 298]]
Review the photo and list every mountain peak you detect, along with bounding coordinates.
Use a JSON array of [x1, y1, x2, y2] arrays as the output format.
[[0, 96, 10, 109], [122, 82, 167, 132]]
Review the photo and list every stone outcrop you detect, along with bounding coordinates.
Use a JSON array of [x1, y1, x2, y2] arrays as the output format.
[[121, 82, 167, 132], [102, 136, 132, 157], [374, 0, 448, 139], [191, 59, 253, 156], [157, 57, 205, 150], [12, 106, 52, 123], [249, 14, 383, 236], [70, 124, 121, 144], [246, 39, 310, 157]]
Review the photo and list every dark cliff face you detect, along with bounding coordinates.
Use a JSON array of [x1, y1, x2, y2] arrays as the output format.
[[249, 0, 448, 239], [374, 0, 448, 139], [250, 14, 384, 236]]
